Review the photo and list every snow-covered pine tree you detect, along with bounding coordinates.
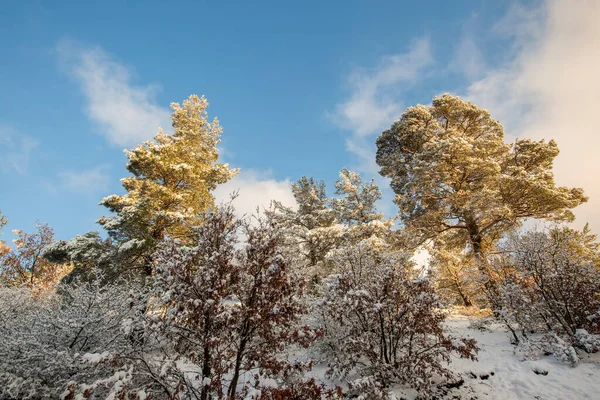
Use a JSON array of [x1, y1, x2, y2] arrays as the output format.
[[376, 93, 588, 303], [42, 231, 117, 284], [57, 95, 238, 279], [376, 94, 587, 259], [330, 168, 393, 246], [269, 177, 341, 281], [331, 168, 383, 226], [269, 170, 394, 283]]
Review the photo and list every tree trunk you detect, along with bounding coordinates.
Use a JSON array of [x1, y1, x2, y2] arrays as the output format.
[[201, 312, 213, 400], [227, 336, 248, 399], [457, 288, 473, 307], [450, 270, 473, 307], [467, 222, 519, 343], [467, 223, 498, 298], [379, 313, 390, 364]]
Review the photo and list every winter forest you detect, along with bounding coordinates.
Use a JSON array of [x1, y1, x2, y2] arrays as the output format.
[[2, 1, 600, 399], [2, 92, 598, 399]]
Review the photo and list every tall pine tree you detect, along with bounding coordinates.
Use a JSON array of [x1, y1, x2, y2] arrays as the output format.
[[99, 95, 237, 275]]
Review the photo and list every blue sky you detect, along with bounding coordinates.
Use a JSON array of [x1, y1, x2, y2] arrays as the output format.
[[2, 0, 599, 243]]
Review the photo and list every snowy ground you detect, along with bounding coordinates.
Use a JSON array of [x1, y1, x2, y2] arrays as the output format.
[[304, 313, 600, 399], [439, 315, 600, 400], [379, 314, 600, 400]]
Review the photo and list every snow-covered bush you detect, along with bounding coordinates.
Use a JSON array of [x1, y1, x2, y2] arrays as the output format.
[[574, 329, 600, 353], [0, 204, 340, 399], [253, 378, 343, 399], [319, 242, 478, 397], [542, 334, 580, 366], [0, 222, 70, 289], [493, 225, 600, 361], [0, 277, 146, 399], [149, 203, 326, 399]]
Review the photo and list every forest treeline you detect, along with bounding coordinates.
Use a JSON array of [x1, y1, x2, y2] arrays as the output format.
[[1, 94, 598, 399]]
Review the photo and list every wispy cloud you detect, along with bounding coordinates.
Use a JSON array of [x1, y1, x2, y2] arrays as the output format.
[[332, 38, 433, 137], [330, 39, 433, 218], [331, 38, 433, 176], [449, 35, 486, 80], [0, 126, 39, 175], [59, 165, 111, 195], [463, 0, 600, 230], [56, 39, 171, 147]]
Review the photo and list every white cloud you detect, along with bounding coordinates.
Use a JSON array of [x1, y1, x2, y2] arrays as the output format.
[[213, 169, 296, 217], [0, 126, 39, 175], [57, 40, 171, 147], [59, 165, 111, 195], [464, 0, 600, 230]]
